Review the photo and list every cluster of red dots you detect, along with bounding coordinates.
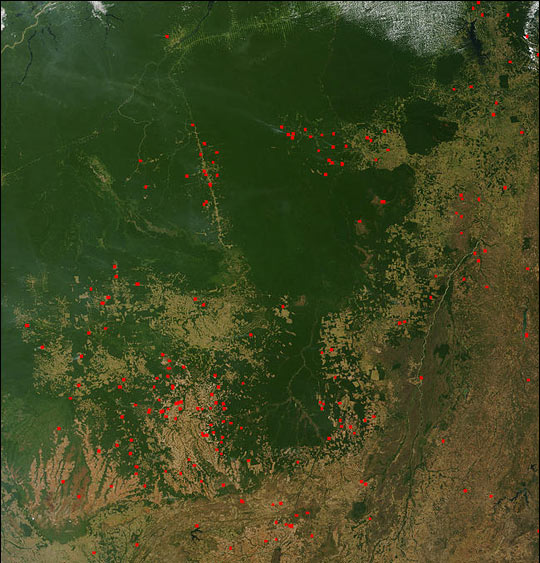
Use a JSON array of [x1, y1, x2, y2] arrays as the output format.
[[23, 12, 538, 553], [279, 123, 391, 194], [47, 262, 249, 530], [145, 122, 221, 211], [470, 1, 513, 20]]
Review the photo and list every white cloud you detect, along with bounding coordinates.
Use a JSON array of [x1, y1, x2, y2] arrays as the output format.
[[326, 1, 463, 55], [89, 1, 108, 19], [524, 1, 539, 67]]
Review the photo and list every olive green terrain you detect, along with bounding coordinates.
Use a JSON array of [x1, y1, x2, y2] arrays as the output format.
[[1, 1, 538, 561]]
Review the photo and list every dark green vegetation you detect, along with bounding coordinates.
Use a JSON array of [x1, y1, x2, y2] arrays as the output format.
[[348, 501, 367, 521], [402, 100, 458, 155], [1, 1, 538, 561], [322, 18, 428, 123], [1, 0, 434, 482], [435, 52, 465, 84]]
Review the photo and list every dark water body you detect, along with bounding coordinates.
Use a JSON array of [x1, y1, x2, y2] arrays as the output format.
[[468, 20, 485, 63]]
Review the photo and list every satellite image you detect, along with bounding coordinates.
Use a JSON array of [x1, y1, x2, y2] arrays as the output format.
[[1, 1, 538, 561]]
